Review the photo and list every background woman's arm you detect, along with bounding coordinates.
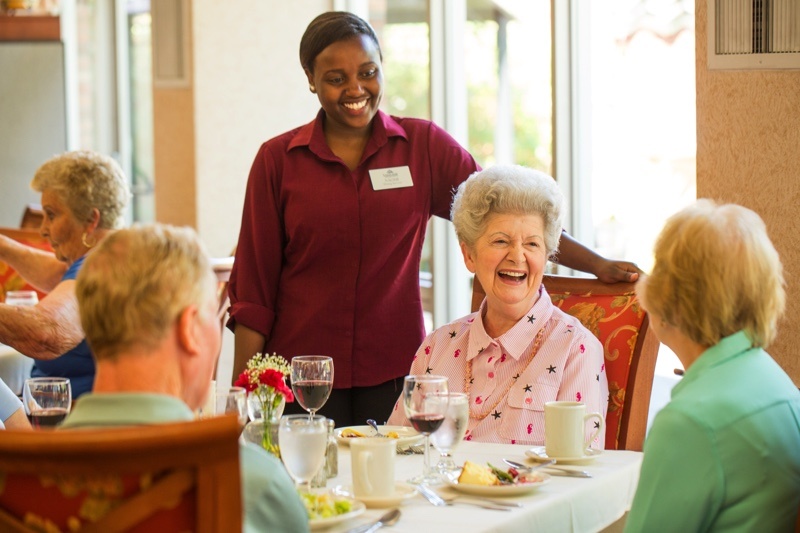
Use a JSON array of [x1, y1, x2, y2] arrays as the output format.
[[0, 234, 66, 292], [232, 323, 266, 381]]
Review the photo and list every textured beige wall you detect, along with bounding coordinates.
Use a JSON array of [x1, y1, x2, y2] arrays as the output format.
[[696, 2, 800, 383]]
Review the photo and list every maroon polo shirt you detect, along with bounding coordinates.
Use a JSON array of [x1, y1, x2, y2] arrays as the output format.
[[228, 110, 479, 388]]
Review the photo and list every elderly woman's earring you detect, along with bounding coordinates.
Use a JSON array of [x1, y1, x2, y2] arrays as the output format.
[[81, 232, 96, 248], [309, 84, 316, 93]]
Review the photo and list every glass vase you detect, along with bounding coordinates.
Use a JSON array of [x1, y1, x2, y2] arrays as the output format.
[[243, 394, 285, 457]]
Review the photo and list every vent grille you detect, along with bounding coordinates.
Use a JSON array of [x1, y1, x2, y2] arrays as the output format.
[[709, 0, 800, 69]]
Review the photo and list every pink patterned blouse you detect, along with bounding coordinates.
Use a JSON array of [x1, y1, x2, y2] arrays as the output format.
[[387, 286, 609, 447]]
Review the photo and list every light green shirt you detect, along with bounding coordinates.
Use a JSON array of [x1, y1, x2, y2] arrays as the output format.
[[63, 393, 310, 533], [625, 331, 800, 532]]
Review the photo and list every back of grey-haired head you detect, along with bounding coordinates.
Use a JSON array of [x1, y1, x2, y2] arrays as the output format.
[[451, 165, 565, 258]]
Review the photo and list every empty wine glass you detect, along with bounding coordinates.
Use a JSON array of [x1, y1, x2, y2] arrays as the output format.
[[430, 392, 469, 474], [278, 414, 328, 494], [402, 374, 449, 484], [23, 377, 71, 429], [215, 386, 248, 432], [290, 356, 333, 421]]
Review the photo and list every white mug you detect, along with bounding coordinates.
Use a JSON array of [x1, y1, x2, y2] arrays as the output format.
[[350, 437, 396, 498], [544, 401, 604, 458]]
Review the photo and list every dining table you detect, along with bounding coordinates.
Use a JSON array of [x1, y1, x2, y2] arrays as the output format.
[[320, 440, 643, 533]]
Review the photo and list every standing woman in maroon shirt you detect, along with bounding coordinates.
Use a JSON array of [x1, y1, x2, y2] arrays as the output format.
[[227, 11, 640, 427]]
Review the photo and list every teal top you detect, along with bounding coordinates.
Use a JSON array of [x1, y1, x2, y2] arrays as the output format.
[[625, 331, 800, 532], [63, 393, 309, 533]]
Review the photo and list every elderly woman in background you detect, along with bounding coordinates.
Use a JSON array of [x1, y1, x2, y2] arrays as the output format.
[[625, 200, 800, 532], [388, 165, 608, 446], [0, 151, 130, 398]]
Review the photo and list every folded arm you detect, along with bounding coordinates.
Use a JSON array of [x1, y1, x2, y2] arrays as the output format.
[[556, 231, 641, 283], [0, 234, 66, 292]]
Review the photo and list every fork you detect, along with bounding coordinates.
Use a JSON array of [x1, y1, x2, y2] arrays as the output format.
[[414, 483, 512, 511], [367, 419, 389, 438]]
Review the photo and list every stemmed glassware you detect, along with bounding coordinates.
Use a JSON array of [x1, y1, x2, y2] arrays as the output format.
[[23, 377, 71, 429], [430, 392, 469, 475], [402, 374, 449, 484], [290, 356, 333, 421], [278, 414, 329, 494], [215, 386, 248, 432]]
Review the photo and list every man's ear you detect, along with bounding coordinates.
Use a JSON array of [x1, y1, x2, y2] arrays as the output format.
[[177, 305, 201, 355], [460, 242, 477, 274]]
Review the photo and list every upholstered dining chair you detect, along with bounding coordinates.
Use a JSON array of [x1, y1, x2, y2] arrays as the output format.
[[471, 274, 660, 451], [0, 415, 242, 533], [0, 227, 53, 302]]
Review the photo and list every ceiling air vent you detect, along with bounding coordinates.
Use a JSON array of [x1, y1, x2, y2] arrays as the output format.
[[708, 0, 800, 69]]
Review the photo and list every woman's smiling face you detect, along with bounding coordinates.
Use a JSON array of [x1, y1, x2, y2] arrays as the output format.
[[306, 34, 383, 135], [462, 212, 548, 325]]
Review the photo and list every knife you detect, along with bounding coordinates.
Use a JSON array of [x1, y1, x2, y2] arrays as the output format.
[[540, 467, 592, 478]]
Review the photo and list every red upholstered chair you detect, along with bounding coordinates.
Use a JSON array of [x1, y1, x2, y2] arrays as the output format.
[[0, 415, 242, 533], [0, 227, 53, 302], [471, 274, 660, 451]]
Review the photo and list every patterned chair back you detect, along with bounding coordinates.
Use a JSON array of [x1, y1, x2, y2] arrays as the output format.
[[471, 274, 660, 451], [0, 416, 242, 533]]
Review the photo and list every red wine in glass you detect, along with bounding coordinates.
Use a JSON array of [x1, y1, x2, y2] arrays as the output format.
[[293, 380, 332, 412], [409, 414, 445, 435], [29, 407, 68, 428]]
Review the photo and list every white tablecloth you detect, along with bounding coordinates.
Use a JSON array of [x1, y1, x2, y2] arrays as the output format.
[[322, 441, 642, 533], [0, 343, 33, 396]]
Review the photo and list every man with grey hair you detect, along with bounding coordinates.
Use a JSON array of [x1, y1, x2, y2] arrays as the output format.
[[63, 223, 309, 532]]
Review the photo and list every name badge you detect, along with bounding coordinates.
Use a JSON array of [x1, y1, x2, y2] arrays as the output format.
[[369, 166, 414, 191]]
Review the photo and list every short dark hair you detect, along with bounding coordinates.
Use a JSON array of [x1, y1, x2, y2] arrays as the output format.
[[299, 11, 382, 73]]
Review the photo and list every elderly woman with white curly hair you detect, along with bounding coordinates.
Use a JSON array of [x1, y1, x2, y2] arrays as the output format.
[[0, 151, 130, 398], [388, 165, 608, 446]]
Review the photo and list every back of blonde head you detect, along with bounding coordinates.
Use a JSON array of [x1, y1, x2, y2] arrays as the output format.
[[76, 223, 216, 359], [642, 199, 785, 348]]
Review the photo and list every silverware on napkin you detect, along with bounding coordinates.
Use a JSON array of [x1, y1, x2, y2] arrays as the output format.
[[503, 458, 592, 478]]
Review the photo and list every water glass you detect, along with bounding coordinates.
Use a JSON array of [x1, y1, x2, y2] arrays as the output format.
[[4, 290, 38, 306], [23, 377, 71, 429], [278, 414, 328, 493], [215, 386, 247, 431], [430, 392, 469, 473]]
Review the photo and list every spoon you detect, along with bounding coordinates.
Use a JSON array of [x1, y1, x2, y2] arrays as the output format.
[[350, 508, 401, 533], [366, 418, 388, 438]]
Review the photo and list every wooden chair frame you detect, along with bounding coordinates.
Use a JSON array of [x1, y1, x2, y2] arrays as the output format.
[[0, 415, 242, 533], [471, 274, 660, 451]]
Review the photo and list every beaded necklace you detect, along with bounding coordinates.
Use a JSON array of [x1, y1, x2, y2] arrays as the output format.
[[464, 325, 546, 421]]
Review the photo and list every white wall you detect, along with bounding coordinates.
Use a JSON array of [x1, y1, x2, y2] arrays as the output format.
[[192, 1, 329, 255]]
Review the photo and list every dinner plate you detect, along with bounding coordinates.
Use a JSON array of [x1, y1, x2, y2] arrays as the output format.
[[333, 482, 418, 508], [445, 471, 551, 496], [525, 446, 602, 465], [308, 499, 366, 530], [335, 425, 422, 447]]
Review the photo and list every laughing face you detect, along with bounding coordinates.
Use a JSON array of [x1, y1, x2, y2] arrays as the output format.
[[306, 34, 383, 136], [461, 212, 548, 334]]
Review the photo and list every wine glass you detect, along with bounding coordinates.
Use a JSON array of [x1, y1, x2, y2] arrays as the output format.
[[402, 374, 449, 484], [278, 414, 328, 494], [290, 356, 333, 421], [215, 386, 248, 432], [430, 392, 469, 475], [23, 377, 71, 429]]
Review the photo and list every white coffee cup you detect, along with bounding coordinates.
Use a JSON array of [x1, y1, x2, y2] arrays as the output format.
[[350, 437, 396, 498], [544, 401, 604, 458]]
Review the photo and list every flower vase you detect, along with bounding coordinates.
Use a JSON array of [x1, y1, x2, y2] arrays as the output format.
[[243, 394, 285, 457]]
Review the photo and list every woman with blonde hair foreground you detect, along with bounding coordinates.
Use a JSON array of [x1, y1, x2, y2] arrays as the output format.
[[625, 200, 800, 532], [0, 151, 130, 397]]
